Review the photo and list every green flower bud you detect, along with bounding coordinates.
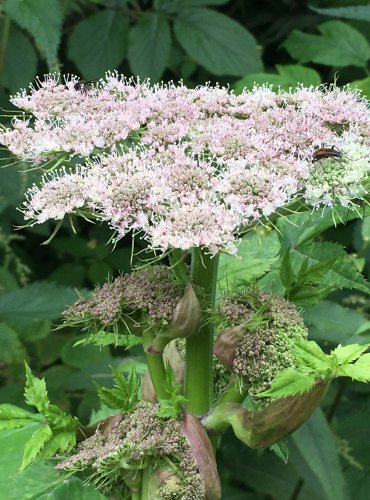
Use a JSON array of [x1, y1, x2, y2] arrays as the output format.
[[202, 381, 329, 448]]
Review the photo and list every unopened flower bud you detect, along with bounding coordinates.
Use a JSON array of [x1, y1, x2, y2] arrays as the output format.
[[148, 467, 185, 499], [213, 325, 245, 368], [202, 380, 328, 448]]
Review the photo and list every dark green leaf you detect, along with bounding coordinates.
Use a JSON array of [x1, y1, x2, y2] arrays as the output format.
[[350, 76, 370, 99], [36, 477, 107, 499], [128, 13, 171, 82], [0, 282, 78, 324], [0, 24, 37, 92], [289, 409, 345, 500], [270, 440, 289, 464], [174, 8, 262, 76], [4, 0, 62, 69], [310, 5, 370, 22], [283, 21, 370, 68], [68, 10, 129, 79], [0, 322, 27, 364]]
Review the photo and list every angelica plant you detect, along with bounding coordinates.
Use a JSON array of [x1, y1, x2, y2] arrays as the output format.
[[1, 74, 370, 499]]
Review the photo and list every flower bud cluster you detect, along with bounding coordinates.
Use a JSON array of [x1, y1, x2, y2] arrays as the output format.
[[57, 403, 206, 499], [215, 289, 307, 396], [63, 265, 183, 331]]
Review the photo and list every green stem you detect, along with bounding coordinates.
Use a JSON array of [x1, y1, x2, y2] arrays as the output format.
[[216, 376, 249, 405], [185, 248, 219, 416], [142, 330, 169, 400], [140, 464, 150, 500], [0, 16, 11, 81]]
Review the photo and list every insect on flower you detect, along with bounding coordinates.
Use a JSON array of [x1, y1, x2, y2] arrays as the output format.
[[73, 80, 96, 93], [312, 145, 342, 162]]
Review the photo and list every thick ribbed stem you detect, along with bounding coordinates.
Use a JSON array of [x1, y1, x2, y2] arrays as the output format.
[[185, 248, 219, 416]]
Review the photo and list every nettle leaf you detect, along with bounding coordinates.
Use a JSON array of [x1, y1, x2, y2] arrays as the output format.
[[331, 343, 370, 365], [174, 8, 262, 76], [310, 5, 370, 23], [95, 366, 140, 412], [21, 424, 53, 471], [68, 10, 129, 80], [4, 0, 62, 70], [128, 13, 171, 82], [258, 368, 316, 398], [24, 363, 49, 413], [0, 23, 37, 93], [233, 64, 321, 93], [74, 331, 143, 349], [283, 20, 370, 68]]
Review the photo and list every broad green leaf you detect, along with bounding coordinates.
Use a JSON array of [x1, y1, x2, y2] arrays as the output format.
[[291, 241, 370, 295], [21, 424, 52, 471], [128, 13, 171, 82], [310, 5, 370, 22], [0, 282, 78, 324], [233, 64, 321, 93], [0, 322, 27, 364], [24, 363, 49, 413], [0, 23, 37, 92], [349, 76, 370, 99], [68, 10, 129, 79], [258, 368, 316, 398], [294, 339, 329, 372], [4, 0, 62, 70], [89, 403, 119, 425], [218, 230, 280, 292], [283, 21, 370, 68], [174, 8, 262, 76], [36, 477, 107, 499], [303, 301, 370, 345], [289, 409, 345, 500], [331, 343, 370, 365]]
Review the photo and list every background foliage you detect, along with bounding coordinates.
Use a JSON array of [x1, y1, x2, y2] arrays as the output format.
[[1, 0, 370, 498]]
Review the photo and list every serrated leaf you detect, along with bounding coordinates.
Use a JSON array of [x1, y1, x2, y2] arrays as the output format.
[[37, 431, 76, 460], [95, 366, 140, 412], [339, 363, 370, 382], [0, 282, 78, 324], [21, 424, 52, 471], [331, 343, 370, 365], [174, 8, 262, 76], [283, 21, 370, 68], [74, 331, 142, 348], [0, 404, 36, 421], [294, 339, 330, 372], [24, 363, 49, 413], [128, 13, 171, 82], [258, 368, 317, 398], [218, 230, 280, 293], [68, 10, 129, 80], [310, 5, 370, 22], [4, 0, 62, 70], [0, 23, 37, 93]]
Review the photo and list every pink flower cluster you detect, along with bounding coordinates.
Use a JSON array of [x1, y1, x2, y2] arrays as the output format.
[[1, 74, 370, 254]]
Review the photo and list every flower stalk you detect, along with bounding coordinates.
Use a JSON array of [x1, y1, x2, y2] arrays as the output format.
[[185, 248, 219, 416], [142, 330, 169, 400]]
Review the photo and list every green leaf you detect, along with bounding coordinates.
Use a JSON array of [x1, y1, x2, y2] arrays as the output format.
[[128, 13, 171, 82], [0, 23, 37, 93], [74, 331, 143, 348], [233, 64, 321, 93], [289, 409, 345, 500], [331, 343, 370, 365], [89, 403, 120, 425], [0, 282, 78, 324], [0, 322, 27, 364], [283, 21, 370, 68], [218, 230, 280, 293], [339, 353, 370, 382], [349, 76, 370, 100], [68, 10, 129, 80], [21, 424, 52, 471], [258, 368, 316, 398], [95, 366, 140, 412], [174, 8, 262, 76], [4, 0, 62, 70], [0, 404, 38, 430], [293, 339, 330, 372], [36, 477, 107, 499], [270, 440, 289, 464], [156, 361, 186, 419], [37, 431, 76, 460], [24, 362, 49, 413], [310, 5, 370, 22]]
